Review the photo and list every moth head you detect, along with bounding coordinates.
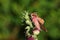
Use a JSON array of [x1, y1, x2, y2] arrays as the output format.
[[31, 13, 38, 18]]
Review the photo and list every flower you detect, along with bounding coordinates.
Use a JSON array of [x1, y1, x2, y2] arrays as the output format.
[[27, 36, 34, 40]]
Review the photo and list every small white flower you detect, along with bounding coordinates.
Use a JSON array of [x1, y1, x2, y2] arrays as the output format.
[[26, 20, 30, 24], [33, 30, 40, 35]]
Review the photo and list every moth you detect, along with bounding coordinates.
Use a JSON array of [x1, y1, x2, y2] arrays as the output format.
[[31, 12, 47, 32]]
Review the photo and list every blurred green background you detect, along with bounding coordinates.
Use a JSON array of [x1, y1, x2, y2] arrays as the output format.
[[0, 0, 60, 40]]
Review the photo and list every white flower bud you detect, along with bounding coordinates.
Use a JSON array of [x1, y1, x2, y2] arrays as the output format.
[[26, 20, 30, 24], [33, 30, 40, 35]]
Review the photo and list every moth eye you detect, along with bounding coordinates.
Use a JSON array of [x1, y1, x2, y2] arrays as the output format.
[[32, 15, 36, 17]]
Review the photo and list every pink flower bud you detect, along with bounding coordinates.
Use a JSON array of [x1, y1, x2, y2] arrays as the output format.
[[27, 36, 34, 40]]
